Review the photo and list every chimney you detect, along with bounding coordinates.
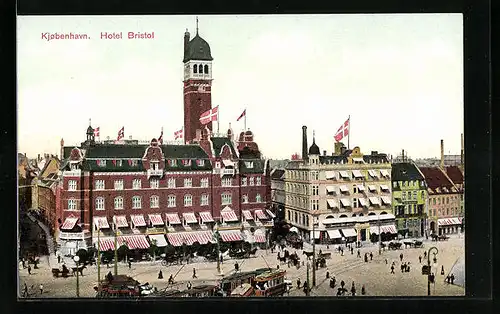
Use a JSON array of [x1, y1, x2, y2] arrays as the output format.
[[196, 129, 202, 141], [440, 139, 444, 169], [402, 149, 405, 162], [323, 150, 327, 156], [461, 133, 464, 167], [38, 154, 40, 161], [302, 126, 308, 161], [184, 29, 190, 60]]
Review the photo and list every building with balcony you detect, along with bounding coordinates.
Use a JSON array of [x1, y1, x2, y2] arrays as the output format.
[[284, 126, 396, 244], [391, 162, 427, 238]]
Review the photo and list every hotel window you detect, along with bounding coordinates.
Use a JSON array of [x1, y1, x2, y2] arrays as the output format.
[[197, 159, 205, 167], [221, 193, 232, 205], [245, 161, 254, 168], [116, 160, 122, 167], [201, 178, 209, 187], [114, 179, 124, 190], [433, 198, 436, 205], [256, 177, 262, 185], [242, 195, 248, 203], [70, 163, 78, 170], [167, 195, 176, 207], [95, 180, 105, 190], [287, 211, 291, 221], [98, 159, 106, 167], [184, 178, 192, 187], [150, 195, 159, 208], [201, 194, 209, 206], [95, 197, 104, 210], [312, 171, 319, 180], [413, 191, 418, 200], [133, 179, 141, 189], [241, 177, 247, 186], [68, 199, 77, 210], [215, 161, 221, 168], [150, 179, 159, 189], [250, 177, 255, 186], [256, 194, 262, 203], [312, 200, 319, 210], [114, 197, 123, 210], [132, 196, 141, 209], [184, 194, 193, 207], [294, 212, 298, 222], [402, 192, 406, 200], [168, 178, 176, 188], [312, 186, 319, 196], [222, 177, 232, 187], [68, 180, 77, 191], [130, 160, 138, 167]]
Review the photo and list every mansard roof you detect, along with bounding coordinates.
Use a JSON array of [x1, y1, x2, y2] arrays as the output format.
[[240, 159, 265, 174], [391, 162, 425, 182]]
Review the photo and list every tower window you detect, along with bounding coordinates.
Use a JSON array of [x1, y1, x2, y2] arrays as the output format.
[[199, 64, 203, 73], [204, 65, 209, 74], [193, 64, 198, 73]]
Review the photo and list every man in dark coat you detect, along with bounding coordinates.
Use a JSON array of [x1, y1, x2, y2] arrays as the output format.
[[351, 282, 356, 296], [450, 274, 455, 284], [370, 252, 373, 261]]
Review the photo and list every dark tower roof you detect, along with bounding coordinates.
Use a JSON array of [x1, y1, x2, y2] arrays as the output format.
[[308, 134, 320, 155], [86, 125, 94, 135], [183, 34, 213, 62]]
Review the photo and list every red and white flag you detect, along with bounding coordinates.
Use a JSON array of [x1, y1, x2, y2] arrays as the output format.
[[334, 117, 349, 142], [93, 127, 100, 137], [199, 106, 219, 125], [237, 109, 246, 122], [158, 128, 164, 144], [174, 128, 183, 140], [117, 126, 125, 141]]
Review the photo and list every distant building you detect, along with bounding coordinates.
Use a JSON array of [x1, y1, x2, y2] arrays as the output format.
[[270, 169, 285, 221]]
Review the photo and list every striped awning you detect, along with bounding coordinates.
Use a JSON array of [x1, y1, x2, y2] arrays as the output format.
[[166, 233, 184, 247], [148, 234, 168, 247], [370, 225, 397, 234], [195, 231, 215, 244], [120, 235, 150, 249], [149, 214, 164, 226], [220, 209, 238, 222], [326, 186, 336, 193], [255, 210, 268, 220], [96, 238, 116, 251], [327, 199, 338, 208], [61, 217, 78, 230], [339, 171, 349, 178], [165, 213, 181, 225], [199, 212, 214, 223], [182, 232, 200, 245], [357, 184, 365, 192], [113, 215, 128, 228], [94, 216, 110, 229], [254, 229, 266, 243], [266, 210, 276, 219], [242, 210, 253, 220], [380, 184, 390, 191], [368, 185, 377, 192], [352, 170, 363, 178], [438, 218, 461, 226], [340, 199, 351, 207], [339, 185, 349, 192], [183, 212, 198, 224], [130, 215, 147, 227], [218, 230, 243, 242]]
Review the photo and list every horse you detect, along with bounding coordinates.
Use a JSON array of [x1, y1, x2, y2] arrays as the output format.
[[277, 256, 287, 264], [302, 251, 314, 260], [248, 248, 258, 257], [71, 265, 86, 276]]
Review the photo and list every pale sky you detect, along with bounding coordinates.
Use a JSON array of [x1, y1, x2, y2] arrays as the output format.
[[17, 14, 463, 160]]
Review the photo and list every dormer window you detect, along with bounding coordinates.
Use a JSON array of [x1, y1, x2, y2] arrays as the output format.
[[182, 159, 191, 166], [168, 159, 177, 167], [97, 159, 106, 167], [193, 64, 198, 73], [115, 160, 122, 167], [151, 160, 159, 170], [245, 161, 254, 168], [196, 159, 205, 166], [70, 164, 78, 170]]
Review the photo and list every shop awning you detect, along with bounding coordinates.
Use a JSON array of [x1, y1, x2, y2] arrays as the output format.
[[254, 229, 266, 243], [220, 208, 238, 222], [183, 212, 198, 224], [166, 233, 184, 247], [337, 217, 357, 224], [340, 199, 351, 207], [359, 198, 368, 207], [242, 210, 253, 220], [371, 225, 397, 234], [327, 229, 342, 239], [438, 218, 462, 226], [381, 196, 392, 205], [341, 228, 357, 238], [369, 197, 380, 205], [327, 199, 338, 209], [148, 234, 168, 247], [368, 170, 378, 178], [130, 215, 147, 227], [325, 171, 336, 179], [96, 238, 116, 251], [357, 184, 365, 192], [222, 159, 234, 167], [165, 213, 181, 225], [380, 185, 390, 191], [219, 230, 243, 242], [368, 185, 377, 192], [255, 210, 268, 220], [199, 211, 214, 223], [197, 231, 216, 244], [352, 170, 364, 178], [380, 169, 390, 178], [149, 214, 165, 226], [266, 210, 276, 218], [61, 217, 78, 230], [94, 216, 110, 229], [339, 185, 349, 192], [326, 186, 336, 193], [120, 235, 150, 249], [339, 171, 349, 178], [113, 215, 128, 228], [182, 232, 200, 245]]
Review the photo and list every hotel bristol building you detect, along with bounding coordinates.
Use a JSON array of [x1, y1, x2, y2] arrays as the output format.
[[284, 126, 397, 244], [55, 127, 273, 256]]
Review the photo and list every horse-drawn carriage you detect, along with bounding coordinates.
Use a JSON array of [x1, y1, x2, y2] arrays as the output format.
[[403, 240, 425, 248], [51, 264, 86, 278], [388, 242, 403, 250], [430, 234, 450, 241], [229, 247, 258, 259]]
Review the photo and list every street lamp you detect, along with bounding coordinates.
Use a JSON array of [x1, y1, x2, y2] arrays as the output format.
[[214, 224, 223, 276], [427, 246, 438, 296], [378, 214, 382, 255], [312, 216, 318, 287], [73, 255, 80, 297]]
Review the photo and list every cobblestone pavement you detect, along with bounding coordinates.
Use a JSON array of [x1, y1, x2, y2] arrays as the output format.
[[18, 234, 465, 298]]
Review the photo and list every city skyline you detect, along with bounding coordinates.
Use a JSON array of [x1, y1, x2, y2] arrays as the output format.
[[17, 14, 463, 159]]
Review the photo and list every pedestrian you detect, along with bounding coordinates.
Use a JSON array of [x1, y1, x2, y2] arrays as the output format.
[[277, 264, 280, 269], [287, 260, 291, 268], [22, 258, 26, 269], [385, 259, 388, 264], [351, 282, 356, 296], [430, 273, 435, 284], [391, 264, 395, 274], [23, 283, 28, 297], [357, 250, 361, 258], [341, 248, 344, 256], [340, 280, 345, 289], [234, 262, 239, 272], [446, 275, 450, 284], [401, 263, 405, 273], [326, 271, 330, 279], [192, 268, 197, 279], [57, 255, 61, 264], [351, 247, 353, 255], [419, 255, 422, 263], [424, 251, 427, 259], [441, 265, 445, 275], [220, 254, 223, 264], [330, 276, 336, 288], [128, 261, 132, 269], [39, 284, 43, 295], [400, 253, 403, 262], [364, 254, 368, 263], [361, 284, 366, 295], [187, 281, 192, 289], [336, 287, 342, 296], [450, 274, 455, 284], [370, 252, 373, 261], [297, 278, 301, 289], [271, 246, 274, 254], [158, 270, 163, 279], [168, 274, 174, 284], [27, 265, 31, 275]]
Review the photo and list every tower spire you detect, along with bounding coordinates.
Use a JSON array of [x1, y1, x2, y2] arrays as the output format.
[[313, 130, 316, 142], [196, 16, 199, 34], [89, 118, 91, 126]]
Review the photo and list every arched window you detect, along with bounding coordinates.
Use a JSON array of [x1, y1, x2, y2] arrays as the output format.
[[380, 211, 388, 215], [359, 213, 364, 216], [352, 213, 357, 217], [339, 214, 348, 218], [368, 212, 376, 216], [294, 212, 298, 222], [193, 64, 198, 73], [306, 216, 309, 226], [199, 64, 203, 73], [204, 64, 209, 74]]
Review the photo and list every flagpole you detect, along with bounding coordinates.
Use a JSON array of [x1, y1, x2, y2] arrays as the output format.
[[217, 107, 220, 134], [348, 115, 350, 150], [244, 108, 247, 131]]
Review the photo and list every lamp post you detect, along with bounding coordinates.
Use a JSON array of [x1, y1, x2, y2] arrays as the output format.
[[73, 255, 80, 297], [214, 224, 222, 276], [306, 260, 310, 296], [427, 246, 438, 296], [113, 223, 118, 276], [312, 216, 318, 287], [378, 214, 382, 255], [97, 224, 101, 285]]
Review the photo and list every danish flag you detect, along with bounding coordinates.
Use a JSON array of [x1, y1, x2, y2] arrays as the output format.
[[237, 109, 246, 122], [334, 117, 350, 142], [158, 128, 164, 144], [93, 127, 100, 137], [199, 106, 219, 125], [174, 128, 183, 140], [117, 126, 125, 141]]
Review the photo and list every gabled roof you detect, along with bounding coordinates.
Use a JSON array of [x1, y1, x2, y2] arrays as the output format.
[[419, 167, 456, 193], [39, 157, 61, 177], [445, 166, 464, 185], [211, 137, 237, 158], [391, 162, 424, 181]]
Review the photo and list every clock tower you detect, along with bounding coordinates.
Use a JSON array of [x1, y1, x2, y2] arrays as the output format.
[[183, 19, 214, 144]]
